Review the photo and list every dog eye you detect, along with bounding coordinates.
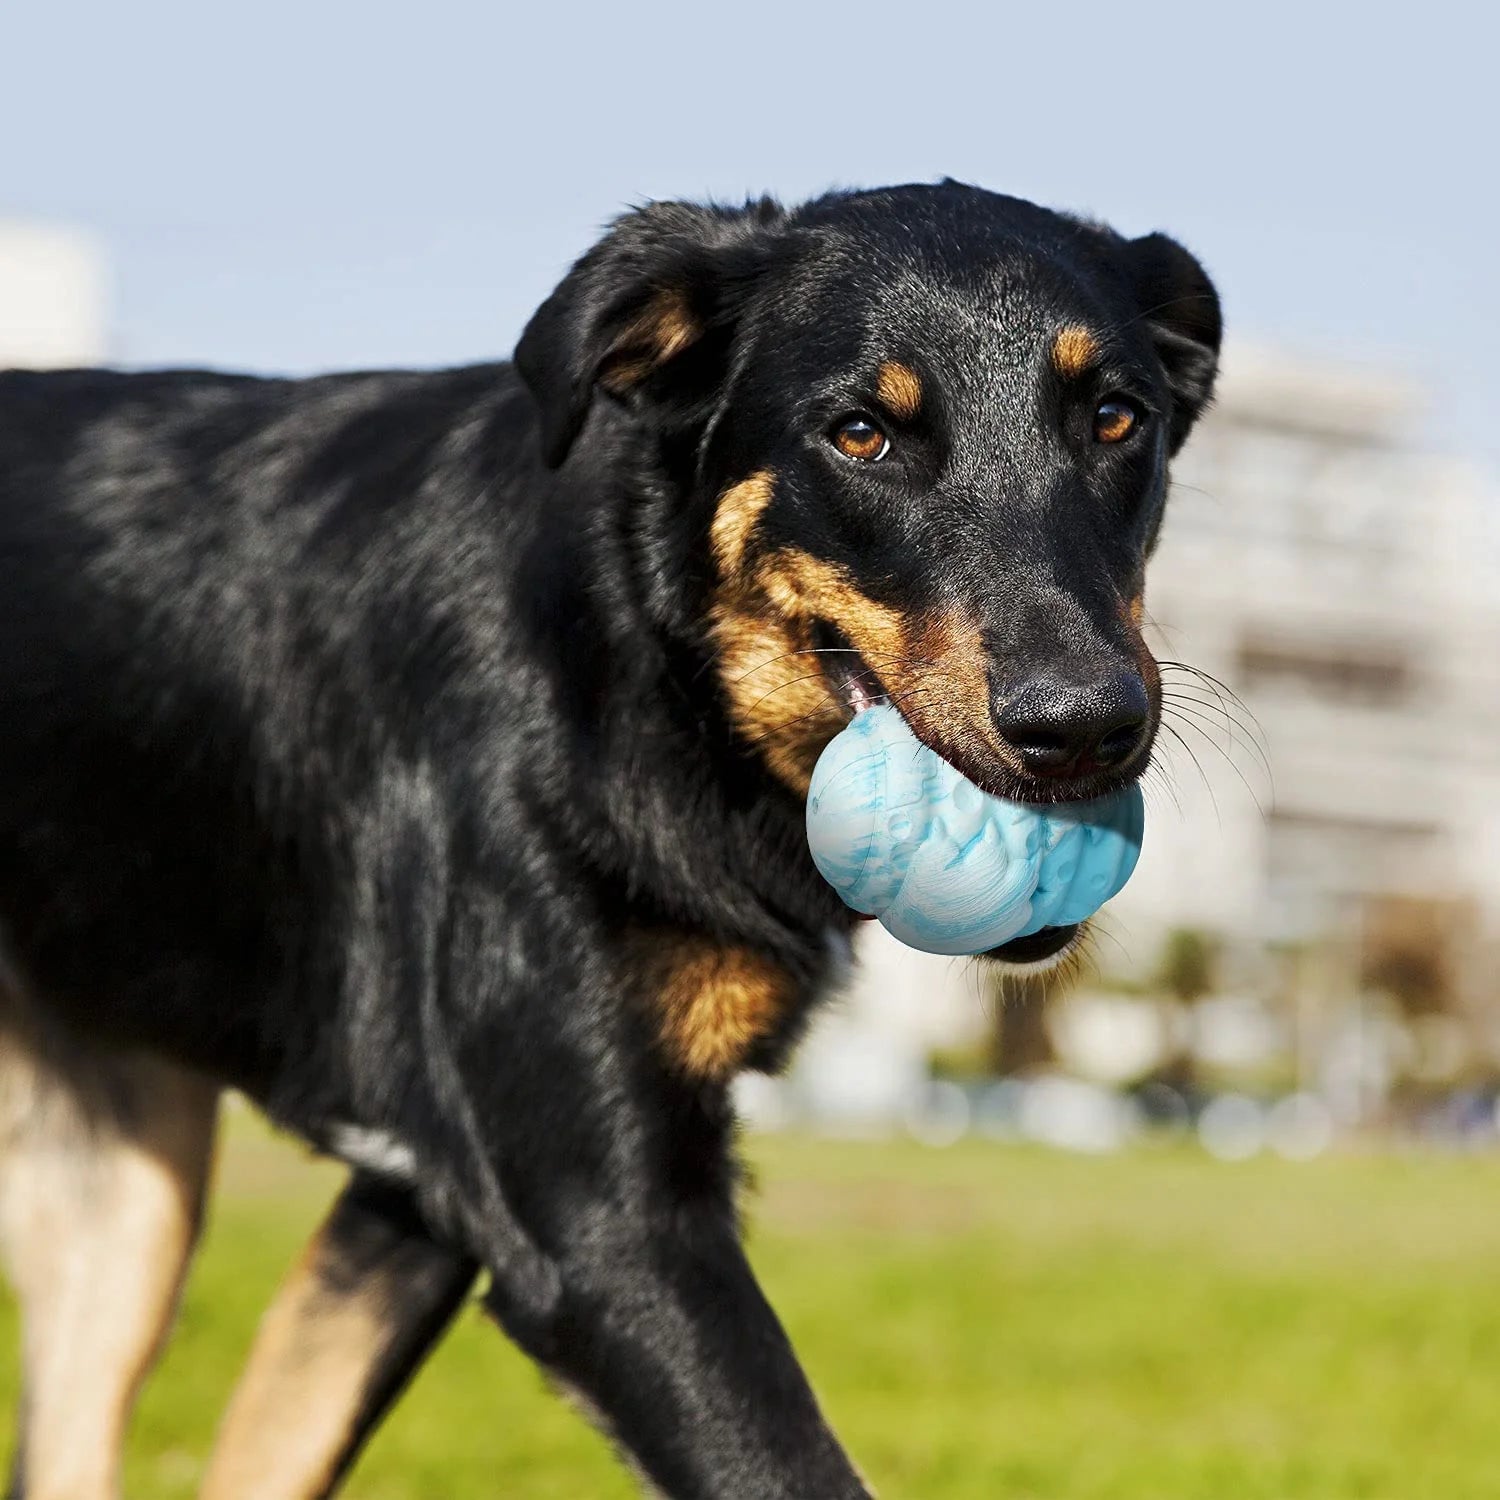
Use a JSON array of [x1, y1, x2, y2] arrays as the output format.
[[1093, 398, 1141, 444], [830, 416, 891, 462]]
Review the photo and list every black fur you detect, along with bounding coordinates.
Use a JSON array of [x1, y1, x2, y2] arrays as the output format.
[[0, 181, 1219, 1495]]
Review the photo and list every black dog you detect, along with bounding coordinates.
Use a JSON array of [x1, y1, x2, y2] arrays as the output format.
[[0, 181, 1219, 1498]]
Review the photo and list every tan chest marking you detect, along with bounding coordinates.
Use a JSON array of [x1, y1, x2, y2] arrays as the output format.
[[642, 933, 800, 1080]]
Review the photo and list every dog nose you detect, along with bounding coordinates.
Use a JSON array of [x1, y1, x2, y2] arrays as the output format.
[[992, 670, 1149, 778]]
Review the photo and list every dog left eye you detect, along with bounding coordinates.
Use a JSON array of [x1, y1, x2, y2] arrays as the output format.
[[1093, 398, 1141, 444], [830, 416, 891, 462]]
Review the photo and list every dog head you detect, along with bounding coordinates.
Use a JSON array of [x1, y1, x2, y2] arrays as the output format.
[[516, 181, 1219, 843]]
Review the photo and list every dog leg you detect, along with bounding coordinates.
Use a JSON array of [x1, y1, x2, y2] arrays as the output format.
[[483, 1188, 869, 1500], [200, 1174, 478, 1500], [457, 1071, 869, 1500], [0, 1025, 218, 1500]]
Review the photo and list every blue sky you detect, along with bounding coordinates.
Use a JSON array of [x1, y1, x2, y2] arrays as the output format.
[[4, 1, 1496, 478]]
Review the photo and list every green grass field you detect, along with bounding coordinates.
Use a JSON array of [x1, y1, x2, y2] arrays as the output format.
[[5, 1120, 1500, 1498]]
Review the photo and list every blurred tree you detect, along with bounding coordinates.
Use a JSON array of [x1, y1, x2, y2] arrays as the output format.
[[1156, 927, 1220, 1006], [1145, 927, 1222, 1097], [1359, 896, 1465, 1017], [988, 970, 1061, 1077]]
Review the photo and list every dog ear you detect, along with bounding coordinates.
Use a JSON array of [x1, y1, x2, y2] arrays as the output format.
[[514, 199, 785, 468], [1117, 233, 1222, 454]]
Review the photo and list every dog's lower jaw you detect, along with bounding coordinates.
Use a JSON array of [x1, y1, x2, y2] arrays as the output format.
[[982, 922, 1083, 971]]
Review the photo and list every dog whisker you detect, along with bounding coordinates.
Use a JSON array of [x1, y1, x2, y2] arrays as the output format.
[[720, 647, 917, 692], [1139, 759, 1185, 819], [1159, 710, 1268, 819], [1159, 686, 1271, 754], [743, 682, 947, 756], [1159, 693, 1274, 787], [738, 669, 853, 725], [1157, 720, 1223, 826], [1158, 659, 1262, 727]]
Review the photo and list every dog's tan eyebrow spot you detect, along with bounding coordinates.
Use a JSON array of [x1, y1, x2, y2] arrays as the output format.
[[1051, 325, 1101, 379], [875, 361, 923, 421], [710, 470, 776, 578]]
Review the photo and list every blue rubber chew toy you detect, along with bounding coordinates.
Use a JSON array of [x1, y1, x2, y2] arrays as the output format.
[[806, 704, 1144, 956]]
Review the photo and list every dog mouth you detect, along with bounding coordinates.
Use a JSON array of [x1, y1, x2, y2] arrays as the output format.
[[814, 620, 886, 717], [812, 622, 1097, 967], [811, 619, 1148, 808], [982, 922, 1082, 968]]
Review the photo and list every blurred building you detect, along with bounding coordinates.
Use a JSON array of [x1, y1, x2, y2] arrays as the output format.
[[1118, 347, 1500, 1005], [0, 221, 107, 367]]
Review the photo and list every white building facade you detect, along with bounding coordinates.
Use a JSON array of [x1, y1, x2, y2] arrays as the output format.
[[1114, 348, 1500, 998], [0, 221, 107, 368]]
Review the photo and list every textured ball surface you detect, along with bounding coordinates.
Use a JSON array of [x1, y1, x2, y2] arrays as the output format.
[[806, 704, 1145, 956]]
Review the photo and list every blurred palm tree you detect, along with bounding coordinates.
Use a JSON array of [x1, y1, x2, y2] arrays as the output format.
[[989, 970, 1061, 1076], [1157, 927, 1220, 1006]]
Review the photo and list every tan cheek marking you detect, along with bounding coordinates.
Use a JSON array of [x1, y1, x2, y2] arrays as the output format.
[[907, 609, 991, 724], [714, 548, 1008, 791], [598, 288, 701, 394], [901, 608, 1013, 776], [708, 539, 852, 797], [708, 598, 840, 793], [768, 555, 996, 745], [709, 470, 777, 578], [642, 934, 799, 1080], [710, 546, 1012, 793], [1051, 324, 1100, 379], [1129, 594, 1145, 628], [762, 550, 909, 662], [875, 361, 923, 421]]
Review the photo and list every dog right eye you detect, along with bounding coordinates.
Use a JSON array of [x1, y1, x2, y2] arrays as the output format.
[[830, 416, 891, 462], [1093, 397, 1142, 444]]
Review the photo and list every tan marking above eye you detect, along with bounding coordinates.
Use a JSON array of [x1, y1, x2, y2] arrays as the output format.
[[1094, 399, 1139, 443], [831, 416, 890, 461], [1051, 325, 1100, 379], [875, 361, 923, 421]]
